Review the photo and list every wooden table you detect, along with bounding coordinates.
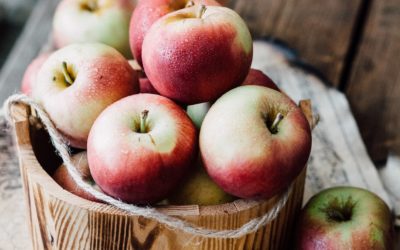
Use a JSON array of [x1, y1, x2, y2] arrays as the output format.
[[0, 0, 399, 248]]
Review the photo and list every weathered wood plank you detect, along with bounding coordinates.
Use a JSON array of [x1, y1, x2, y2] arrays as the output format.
[[227, 0, 363, 87], [0, 0, 60, 103], [346, 0, 400, 162]]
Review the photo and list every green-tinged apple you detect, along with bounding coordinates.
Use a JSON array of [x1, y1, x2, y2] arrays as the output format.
[[186, 69, 280, 129], [21, 53, 51, 95], [53, 0, 135, 58], [200, 85, 311, 199], [142, 5, 253, 104], [33, 43, 138, 149], [295, 187, 393, 250], [87, 94, 198, 204], [129, 0, 220, 65], [186, 102, 211, 129], [53, 152, 102, 202], [169, 156, 235, 205]]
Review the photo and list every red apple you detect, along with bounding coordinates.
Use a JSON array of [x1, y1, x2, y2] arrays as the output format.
[[142, 5, 252, 104], [296, 186, 393, 249], [53, 152, 101, 202], [129, 0, 220, 65], [242, 69, 280, 91], [53, 0, 135, 58], [33, 43, 139, 149], [139, 77, 159, 94], [200, 85, 311, 199], [21, 53, 51, 95], [87, 94, 198, 204]]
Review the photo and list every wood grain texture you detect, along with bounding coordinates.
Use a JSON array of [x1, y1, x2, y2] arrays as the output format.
[[10, 102, 312, 250], [227, 0, 362, 86], [346, 0, 400, 162]]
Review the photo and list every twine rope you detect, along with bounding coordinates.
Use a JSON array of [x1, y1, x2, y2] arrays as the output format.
[[4, 94, 293, 239]]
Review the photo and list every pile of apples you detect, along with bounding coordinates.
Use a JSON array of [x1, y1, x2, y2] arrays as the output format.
[[21, 0, 312, 206]]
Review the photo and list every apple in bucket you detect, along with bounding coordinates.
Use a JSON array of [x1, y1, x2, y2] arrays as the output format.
[[142, 5, 253, 104], [87, 94, 198, 204], [295, 186, 393, 249], [21, 53, 51, 95], [200, 85, 312, 199], [129, 0, 220, 65], [53, 0, 135, 58], [53, 152, 101, 202], [33, 43, 138, 149]]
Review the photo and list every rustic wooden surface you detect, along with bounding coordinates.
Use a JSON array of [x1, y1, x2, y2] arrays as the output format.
[[11, 102, 310, 250], [227, 0, 363, 87], [346, 0, 400, 163]]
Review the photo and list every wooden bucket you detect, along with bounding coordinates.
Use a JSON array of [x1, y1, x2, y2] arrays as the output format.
[[10, 101, 312, 250]]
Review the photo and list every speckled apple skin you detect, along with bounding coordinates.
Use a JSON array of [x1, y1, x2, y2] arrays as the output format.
[[242, 69, 280, 91], [295, 187, 393, 250], [21, 53, 51, 95], [142, 6, 253, 104], [200, 86, 311, 199], [33, 43, 139, 148], [87, 94, 198, 204], [53, 0, 134, 58], [129, 0, 220, 65]]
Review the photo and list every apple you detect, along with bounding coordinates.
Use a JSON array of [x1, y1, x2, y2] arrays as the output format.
[[139, 77, 159, 94], [169, 156, 235, 205], [295, 186, 393, 249], [186, 69, 279, 129], [33, 43, 139, 149], [21, 53, 51, 95], [87, 94, 198, 204], [53, 0, 135, 58], [200, 85, 311, 199], [242, 68, 280, 91], [53, 152, 101, 202], [129, 0, 220, 65], [186, 102, 211, 129], [142, 5, 253, 104]]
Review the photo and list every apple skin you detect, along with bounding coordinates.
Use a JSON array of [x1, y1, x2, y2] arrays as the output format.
[[169, 156, 235, 206], [33, 43, 139, 149], [295, 187, 393, 250], [129, 0, 220, 66], [53, 0, 135, 58], [53, 152, 102, 202], [21, 53, 51, 95], [142, 5, 253, 104], [200, 85, 311, 199], [87, 94, 198, 204], [242, 69, 280, 91], [139, 77, 159, 94], [186, 69, 280, 129]]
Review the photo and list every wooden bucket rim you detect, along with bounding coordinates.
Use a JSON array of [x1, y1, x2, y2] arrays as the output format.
[[11, 103, 293, 218]]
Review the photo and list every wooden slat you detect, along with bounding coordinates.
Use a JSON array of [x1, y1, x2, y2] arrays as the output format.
[[227, 0, 363, 87], [346, 0, 400, 162]]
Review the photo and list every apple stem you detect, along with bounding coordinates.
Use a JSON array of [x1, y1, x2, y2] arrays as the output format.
[[185, 0, 195, 8], [140, 110, 149, 133], [62, 61, 74, 86], [197, 5, 207, 18], [270, 113, 284, 134]]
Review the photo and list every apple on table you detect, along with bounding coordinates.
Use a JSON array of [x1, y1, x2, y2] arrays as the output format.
[[53, 0, 135, 58], [200, 85, 312, 199], [129, 0, 220, 65], [87, 94, 198, 204], [295, 186, 393, 250], [33, 43, 139, 149]]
